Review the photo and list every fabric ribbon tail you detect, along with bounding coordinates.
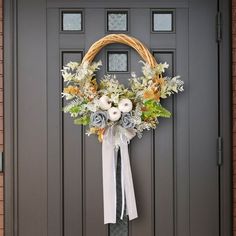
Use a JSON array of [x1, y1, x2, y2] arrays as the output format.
[[120, 141, 138, 221], [102, 128, 117, 224]]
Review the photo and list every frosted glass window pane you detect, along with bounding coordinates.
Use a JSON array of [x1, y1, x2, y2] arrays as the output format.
[[108, 12, 128, 31], [153, 13, 172, 31], [108, 52, 128, 72], [62, 12, 82, 31]]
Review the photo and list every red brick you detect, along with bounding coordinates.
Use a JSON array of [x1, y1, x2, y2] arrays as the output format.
[[233, 162, 236, 174], [232, 91, 236, 105], [0, 117, 3, 131], [233, 214, 236, 225], [234, 178, 236, 189], [0, 35, 3, 47], [233, 22, 236, 35], [233, 49, 236, 62], [0, 64, 3, 76], [234, 205, 236, 216], [233, 79, 236, 91], [0, 90, 3, 103], [0, 215, 3, 229], [233, 63, 236, 77], [0, 8, 3, 20], [233, 134, 236, 147], [0, 77, 3, 89], [233, 119, 236, 132], [0, 104, 3, 117], [0, 175, 4, 188], [233, 8, 236, 20], [0, 49, 3, 62], [0, 201, 3, 215], [233, 175, 236, 186], [233, 36, 236, 49], [0, 131, 4, 145]]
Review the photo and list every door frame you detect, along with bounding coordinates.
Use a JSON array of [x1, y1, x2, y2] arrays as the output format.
[[3, 0, 232, 235]]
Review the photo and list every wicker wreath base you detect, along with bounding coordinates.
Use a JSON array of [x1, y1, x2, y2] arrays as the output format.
[[82, 34, 157, 68]]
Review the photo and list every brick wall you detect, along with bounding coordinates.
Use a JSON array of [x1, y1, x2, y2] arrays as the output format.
[[233, 0, 236, 235], [0, 0, 3, 235]]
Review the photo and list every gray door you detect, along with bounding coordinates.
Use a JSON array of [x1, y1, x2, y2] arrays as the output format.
[[14, 0, 222, 235]]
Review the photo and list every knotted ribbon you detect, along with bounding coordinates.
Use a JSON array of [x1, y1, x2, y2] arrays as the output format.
[[102, 125, 138, 224]]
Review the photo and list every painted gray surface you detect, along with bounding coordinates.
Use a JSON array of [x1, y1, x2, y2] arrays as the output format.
[[4, 0, 231, 235], [17, 0, 48, 235]]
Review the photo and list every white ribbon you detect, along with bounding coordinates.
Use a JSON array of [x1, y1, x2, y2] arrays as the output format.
[[102, 125, 138, 224]]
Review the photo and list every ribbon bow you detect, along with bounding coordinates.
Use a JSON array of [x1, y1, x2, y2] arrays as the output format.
[[102, 125, 138, 224]]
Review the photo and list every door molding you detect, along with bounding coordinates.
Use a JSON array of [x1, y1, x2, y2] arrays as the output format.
[[4, 0, 232, 235], [218, 0, 232, 235], [4, 0, 17, 235]]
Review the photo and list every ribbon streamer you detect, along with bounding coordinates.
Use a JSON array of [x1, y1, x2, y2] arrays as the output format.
[[102, 126, 138, 224]]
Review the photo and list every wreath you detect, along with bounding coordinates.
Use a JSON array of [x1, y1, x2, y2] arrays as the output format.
[[62, 34, 183, 141], [61, 34, 184, 224]]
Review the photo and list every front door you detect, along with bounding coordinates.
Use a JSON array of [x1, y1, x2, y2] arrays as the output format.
[[12, 0, 226, 235]]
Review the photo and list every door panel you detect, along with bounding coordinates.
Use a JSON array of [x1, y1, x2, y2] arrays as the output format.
[[16, 0, 220, 235], [189, 1, 219, 235], [47, 8, 63, 236], [63, 51, 83, 235], [175, 8, 190, 235], [154, 52, 174, 235]]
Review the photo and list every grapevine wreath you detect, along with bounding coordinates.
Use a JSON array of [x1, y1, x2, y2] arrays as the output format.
[[61, 34, 184, 224]]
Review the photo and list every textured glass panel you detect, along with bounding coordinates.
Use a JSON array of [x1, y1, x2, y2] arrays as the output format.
[[109, 153, 128, 236], [108, 12, 127, 31], [153, 13, 172, 31], [154, 52, 173, 77], [62, 12, 82, 31], [108, 52, 128, 72]]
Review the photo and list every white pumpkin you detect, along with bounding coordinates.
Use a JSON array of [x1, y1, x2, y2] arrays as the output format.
[[118, 99, 133, 113], [108, 107, 121, 121], [99, 95, 111, 110]]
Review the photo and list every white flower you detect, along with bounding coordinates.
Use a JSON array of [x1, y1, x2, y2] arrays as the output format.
[[99, 95, 112, 110], [141, 61, 155, 79], [110, 94, 119, 104], [86, 99, 100, 112], [131, 72, 136, 78], [157, 62, 169, 73], [118, 99, 133, 113], [108, 107, 121, 121]]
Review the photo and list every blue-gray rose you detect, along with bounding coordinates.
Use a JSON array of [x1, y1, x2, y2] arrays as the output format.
[[120, 112, 135, 129], [90, 111, 108, 128]]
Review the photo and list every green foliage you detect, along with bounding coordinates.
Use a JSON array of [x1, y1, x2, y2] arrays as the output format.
[[74, 116, 90, 125], [69, 106, 81, 114], [63, 102, 83, 117], [142, 100, 171, 120]]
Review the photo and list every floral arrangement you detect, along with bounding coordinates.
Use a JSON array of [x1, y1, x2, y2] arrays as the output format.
[[62, 60, 184, 141]]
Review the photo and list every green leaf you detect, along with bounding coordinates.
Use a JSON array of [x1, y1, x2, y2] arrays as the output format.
[[74, 116, 90, 125], [142, 99, 171, 119], [69, 106, 81, 114], [155, 103, 171, 118]]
